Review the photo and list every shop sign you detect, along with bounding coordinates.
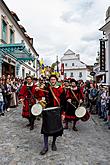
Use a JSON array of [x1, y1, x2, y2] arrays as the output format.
[[100, 40, 105, 71]]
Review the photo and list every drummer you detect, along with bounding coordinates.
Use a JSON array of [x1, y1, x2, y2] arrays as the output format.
[[36, 74, 66, 155], [64, 79, 83, 131]]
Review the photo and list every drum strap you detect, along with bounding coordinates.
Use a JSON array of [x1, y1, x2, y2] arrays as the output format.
[[49, 86, 60, 106], [70, 88, 79, 105], [27, 87, 36, 101]]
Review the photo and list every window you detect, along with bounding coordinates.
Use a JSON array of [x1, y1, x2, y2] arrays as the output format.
[[65, 63, 67, 67], [64, 73, 67, 77], [72, 63, 74, 66], [70, 72, 73, 77], [2, 20, 7, 42], [22, 68, 25, 78], [33, 59, 35, 68], [29, 71, 31, 75], [26, 73, 28, 77], [28, 60, 31, 65], [10, 29, 14, 43], [79, 72, 82, 78]]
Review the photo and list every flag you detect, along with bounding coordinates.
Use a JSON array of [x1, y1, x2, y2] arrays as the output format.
[[40, 58, 44, 69]]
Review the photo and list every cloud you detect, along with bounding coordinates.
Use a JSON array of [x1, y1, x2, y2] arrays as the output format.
[[4, 0, 110, 66], [61, 0, 94, 23], [81, 31, 101, 42]]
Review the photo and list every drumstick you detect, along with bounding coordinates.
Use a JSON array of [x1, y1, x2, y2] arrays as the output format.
[[67, 100, 76, 109]]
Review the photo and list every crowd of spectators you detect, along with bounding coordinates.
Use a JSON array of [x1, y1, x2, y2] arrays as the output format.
[[0, 75, 110, 130], [82, 80, 110, 129]]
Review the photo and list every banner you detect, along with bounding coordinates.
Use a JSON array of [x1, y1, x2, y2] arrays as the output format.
[[100, 40, 105, 71], [61, 63, 64, 75]]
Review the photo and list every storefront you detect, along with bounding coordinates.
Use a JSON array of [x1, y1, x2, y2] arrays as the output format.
[[0, 43, 36, 78], [2, 61, 15, 77], [2, 55, 16, 77], [95, 73, 106, 83]]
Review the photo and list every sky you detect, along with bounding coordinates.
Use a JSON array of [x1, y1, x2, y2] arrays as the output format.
[[4, 0, 110, 65]]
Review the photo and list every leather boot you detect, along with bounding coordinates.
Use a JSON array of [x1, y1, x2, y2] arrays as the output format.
[[72, 120, 78, 131], [26, 118, 31, 127], [72, 127, 78, 131], [30, 125, 34, 130], [26, 123, 31, 127], [51, 142, 57, 151], [30, 117, 35, 130], [40, 148, 48, 155]]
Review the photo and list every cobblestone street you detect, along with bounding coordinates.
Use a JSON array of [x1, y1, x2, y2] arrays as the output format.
[[0, 105, 110, 165]]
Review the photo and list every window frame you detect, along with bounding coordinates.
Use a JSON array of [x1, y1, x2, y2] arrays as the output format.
[[2, 19, 7, 43], [79, 72, 82, 78], [64, 73, 67, 77], [65, 63, 67, 67], [10, 28, 15, 44], [70, 72, 74, 77], [72, 63, 74, 66]]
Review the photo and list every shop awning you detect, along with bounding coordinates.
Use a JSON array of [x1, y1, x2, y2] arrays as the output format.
[[0, 43, 35, 61]]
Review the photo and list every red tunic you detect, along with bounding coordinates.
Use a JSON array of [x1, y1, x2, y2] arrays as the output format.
[[65, 87, 83, 120], [19, 84, 37, 118], [45, 85, 65, 107], [35, 89, 45, 101], [41, 84, 65, 136]]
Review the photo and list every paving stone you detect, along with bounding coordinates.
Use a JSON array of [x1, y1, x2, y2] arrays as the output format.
[[0, 106, 110, 165]]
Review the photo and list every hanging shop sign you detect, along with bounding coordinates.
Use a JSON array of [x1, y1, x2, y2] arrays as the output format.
[[100, 39, 105, 71]]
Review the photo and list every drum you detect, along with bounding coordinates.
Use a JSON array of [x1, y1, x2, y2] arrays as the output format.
[[75, 106, 86, 118], [41, 107, 63, 136], [31, 103, 42, 116], [81, 111, 90, 122]]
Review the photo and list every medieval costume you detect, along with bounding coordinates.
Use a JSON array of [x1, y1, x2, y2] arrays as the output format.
[[40, 74, 65, 155], [19, 76, 37, 130], [64, 79, 83, 131], [61, 79, 70, 122]]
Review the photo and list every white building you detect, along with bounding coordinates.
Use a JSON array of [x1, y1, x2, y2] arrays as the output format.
[[99, 6, 110, 85], [93, 54, 106, 83], [0, 0, 39, 78], [60, 49, 92, 81]]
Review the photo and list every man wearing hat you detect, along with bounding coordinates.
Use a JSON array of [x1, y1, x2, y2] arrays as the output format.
[[63, 79, 70, 89], [38, 74, 66, 155], [64, 78, 83, 131]]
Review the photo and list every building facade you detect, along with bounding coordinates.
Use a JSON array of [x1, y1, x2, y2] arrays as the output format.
[[61, 49, 92, 81], [0, 0, 39, 78], [93, 54, 106, 83], [99, 6, 110, 85]]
